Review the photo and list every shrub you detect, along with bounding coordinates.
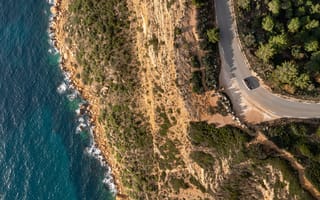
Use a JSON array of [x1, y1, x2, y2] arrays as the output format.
[[207, 28, 220, 44]]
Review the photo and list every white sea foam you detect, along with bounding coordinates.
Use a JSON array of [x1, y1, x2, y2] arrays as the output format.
[[80, 122, 87, 128], [57, 82, 67, 94], [47, 0, 55, 5], [75, 123, 86, 134], [67, 92, 78, 101], [78, 117, 85, 123], [75, 108, 81, 115], [48, 48, 58, 55], [63, 71, 71, 82], [103, 169, 117, 194], [85, 126, 115, 191], [48, 32, 55, 38], [69, 84, 75, 90], [75, 126, 82, 134]]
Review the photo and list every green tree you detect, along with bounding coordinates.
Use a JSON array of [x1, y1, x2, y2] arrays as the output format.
[[255, 43, 276, 63], [297, 6, 306, 16], [192, 0, 206, 7], [272, 61, 298, 85], [305, 40, 319, 52], [294, 0, 304, 7], [285, 7, 294, 19], [243, 33, 256, 47], [207, 28, 220, 44], [306, 51, 320, 72], [306, 0, 313, 6], [291, 45, 305, 59], [305, 19, 319, 30], [311, 3, 320, 14], [280, 1, 291, 10], [269, 34, 288, 49], [274, 22, 285, 33], [295, 73, 311, 89], [262, 15, 274, 32], [288, 17, 300, 33], [238, 0, 250, 10], [268, 0, 280, 15]]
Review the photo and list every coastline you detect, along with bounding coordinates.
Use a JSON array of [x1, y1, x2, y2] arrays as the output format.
[[48, 0, 124, 198]]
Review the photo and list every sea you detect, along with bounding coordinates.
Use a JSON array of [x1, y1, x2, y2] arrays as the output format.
[[0, 0, 115, 199]]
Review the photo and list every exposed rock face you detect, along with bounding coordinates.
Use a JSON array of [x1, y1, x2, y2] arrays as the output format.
[[128, 0, 204, 198], [129, 0, 190, 135]]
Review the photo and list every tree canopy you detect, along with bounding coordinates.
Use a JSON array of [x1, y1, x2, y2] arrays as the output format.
[[272, 61, 312, 91], [237, 0, 320, 95], [288, 18, 300, 33], [268, 0, 280, 15], [255, 43, 275, 63], [262, 15, 274, 32]]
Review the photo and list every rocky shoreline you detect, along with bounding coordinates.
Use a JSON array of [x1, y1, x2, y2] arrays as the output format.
[[48, 0, 124, 198]]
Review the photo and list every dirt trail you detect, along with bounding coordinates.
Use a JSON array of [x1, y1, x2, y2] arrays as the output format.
[[250, 132, 320, 200]]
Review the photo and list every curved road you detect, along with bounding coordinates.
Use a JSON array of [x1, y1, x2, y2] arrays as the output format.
[[215, 0, 320, 119]]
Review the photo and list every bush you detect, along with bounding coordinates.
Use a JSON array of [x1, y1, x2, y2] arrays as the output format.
[[191, 0, 206, 7], [191, 71, 204, 93], [190, 151, 215, 169], [170, 178, 189, 192], [207, 28, 220, 43], [189, 122, 249, 155]]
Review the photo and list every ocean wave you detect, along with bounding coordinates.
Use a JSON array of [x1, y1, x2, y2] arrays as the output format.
[[57, 82, 67, 94], [47, 0, 55, 5], [54, 50, 117, 196], [56, 64, 117, 197], [66, 91, 79, 101], [103, 167, 117, 194], [78, 116, 85, 123], [48, 48, 56, 54], [86, 141, 117, 195], [75, 123, 86, 134]]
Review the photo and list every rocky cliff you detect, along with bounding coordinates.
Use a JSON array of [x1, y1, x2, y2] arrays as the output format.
[[52, 0, 317, 199]]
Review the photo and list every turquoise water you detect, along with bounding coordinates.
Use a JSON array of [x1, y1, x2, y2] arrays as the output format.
[[0, 0, 114, 199]]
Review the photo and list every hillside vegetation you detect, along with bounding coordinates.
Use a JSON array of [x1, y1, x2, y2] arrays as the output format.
[[65, 0, 158, 198], [188, 122, 313, 199], [237, 0, 320, 96], [190, 0, 220, 93], [262, 121, 320, 192]]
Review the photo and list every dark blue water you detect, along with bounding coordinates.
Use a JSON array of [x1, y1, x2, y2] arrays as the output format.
[[0, 0, 114, 199]]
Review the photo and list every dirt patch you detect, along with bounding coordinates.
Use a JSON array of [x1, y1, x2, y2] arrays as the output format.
[[191, 91, 236, 127], [244, 109, 266, 124]]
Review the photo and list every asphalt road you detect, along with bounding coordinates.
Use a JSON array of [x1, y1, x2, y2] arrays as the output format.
[[215, 0, 320, 118]]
